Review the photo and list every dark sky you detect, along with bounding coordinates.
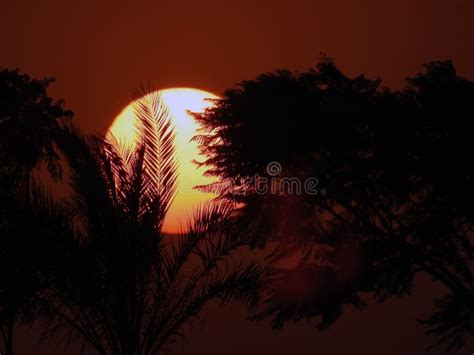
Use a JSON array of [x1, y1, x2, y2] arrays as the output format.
[[1, 0, 474, 354]]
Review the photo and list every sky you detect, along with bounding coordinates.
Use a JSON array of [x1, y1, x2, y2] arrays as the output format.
[[1, 0, 474, 354], [1, 0, 473, 135]]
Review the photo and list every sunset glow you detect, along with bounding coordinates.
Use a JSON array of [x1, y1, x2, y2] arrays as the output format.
[[107, 88, 218, 233]]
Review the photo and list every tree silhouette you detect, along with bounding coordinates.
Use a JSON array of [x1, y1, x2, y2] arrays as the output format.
[[0, 177, 78, 355], [0, 68, 73, 355], [0, 68, 72, 179], [28, 93, 262, 354], [194, 56, 474, 353]]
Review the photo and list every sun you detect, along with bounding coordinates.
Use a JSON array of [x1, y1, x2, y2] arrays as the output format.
[[107, 88, 218, 233]]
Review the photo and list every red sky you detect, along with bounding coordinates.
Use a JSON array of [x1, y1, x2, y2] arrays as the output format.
[[1, 0, 473, 354]]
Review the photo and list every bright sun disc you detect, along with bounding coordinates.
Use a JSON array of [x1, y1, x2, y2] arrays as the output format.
[[107, 88, 218, 233]]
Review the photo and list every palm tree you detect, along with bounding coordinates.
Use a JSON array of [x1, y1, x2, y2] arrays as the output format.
[[34, 92, 261, 354]]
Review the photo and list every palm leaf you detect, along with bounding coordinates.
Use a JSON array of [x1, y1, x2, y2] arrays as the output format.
[[132, 90, 178, 218]]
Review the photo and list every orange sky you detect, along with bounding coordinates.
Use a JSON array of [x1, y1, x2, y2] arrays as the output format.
[[1, 1, 474, 354]]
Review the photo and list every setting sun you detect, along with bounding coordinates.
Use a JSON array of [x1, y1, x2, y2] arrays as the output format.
[[107, 88, 218, 233]]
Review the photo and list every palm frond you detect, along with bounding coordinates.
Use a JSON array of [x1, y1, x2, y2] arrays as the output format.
[[132, 90, 178, 218], [142, 202, 262, 353], [54, 122, 120, 240]]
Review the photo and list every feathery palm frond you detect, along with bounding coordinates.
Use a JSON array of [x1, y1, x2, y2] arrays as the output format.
[[132, 90, 178, 218], [142, 202, 261, 354], [54, 122, 120, 241]]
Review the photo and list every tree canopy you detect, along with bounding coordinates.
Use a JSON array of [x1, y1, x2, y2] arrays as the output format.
[[0, 68, 72, 179], [194, 56, 474, 353]]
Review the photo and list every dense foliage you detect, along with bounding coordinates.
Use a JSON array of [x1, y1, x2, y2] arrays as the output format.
[[0, 68, 72, 179], [194, 57, 474, 353]]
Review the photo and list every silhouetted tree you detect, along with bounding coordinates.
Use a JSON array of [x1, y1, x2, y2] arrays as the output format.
[[32, 93, 262, 354], [194, 56, 474, 353], [0, 68, 73, 355], [0, 68, 72, 179], [0, 178, 79, 355]]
